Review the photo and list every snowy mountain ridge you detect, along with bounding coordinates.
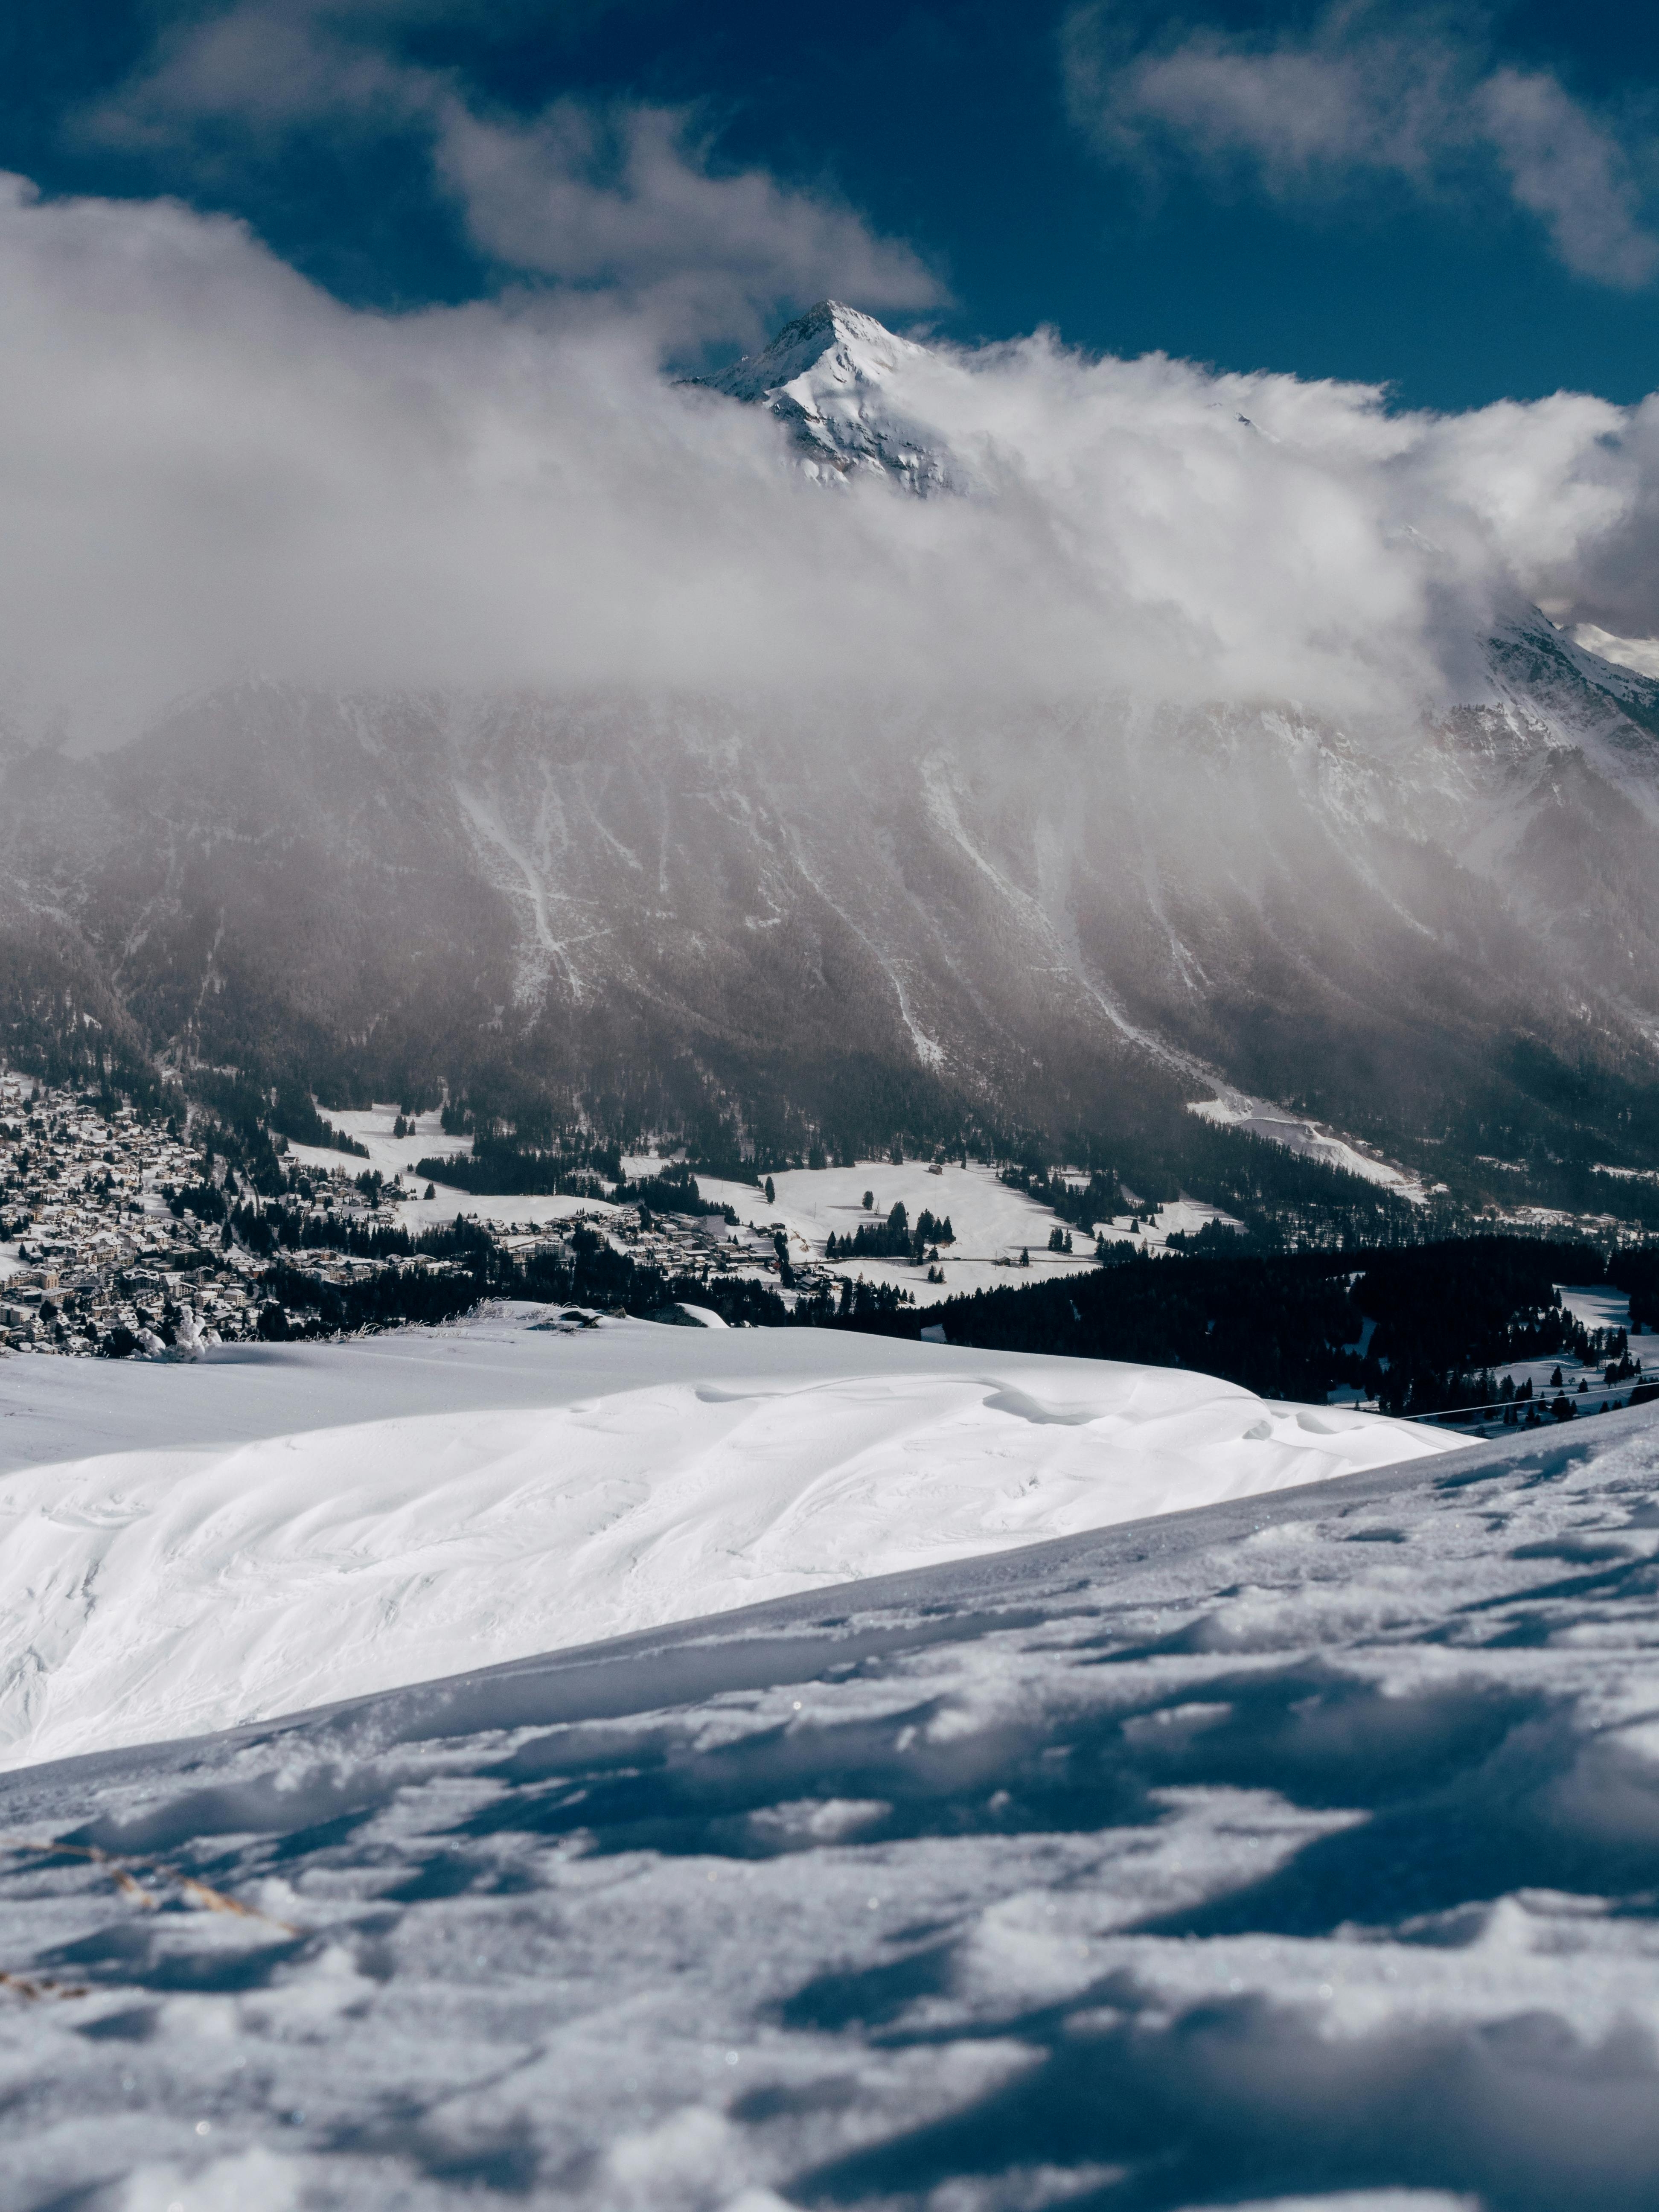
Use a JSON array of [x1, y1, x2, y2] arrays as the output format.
[[694, 299, 958, 491]]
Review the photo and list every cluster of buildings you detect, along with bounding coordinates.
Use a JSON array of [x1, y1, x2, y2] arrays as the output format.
[[0, 1068, 899, 1359], [603, 1206, 816, 1288], [0, 1071, 262, 1355], [498, 1203, 836, 1305], [0, 1071, 804, 1358], [0, 1074, 499, 1356]]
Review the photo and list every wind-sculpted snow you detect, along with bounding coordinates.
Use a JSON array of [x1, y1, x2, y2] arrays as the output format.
[[1, 1406, 1656, 2208], [0, 1308, 1440, 1770]]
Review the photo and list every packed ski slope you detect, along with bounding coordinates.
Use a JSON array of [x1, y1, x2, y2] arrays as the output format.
[[0, 1307, 1444, 1773], [1, 1405, 1656, 2210]]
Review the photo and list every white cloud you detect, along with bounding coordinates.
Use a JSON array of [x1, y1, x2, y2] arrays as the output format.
[[1572, 623, 1659, 677], [1477, 67, 1659, 289], [1063, 3, 1659, 289], [77, 1, 429, 149], [6, 172, 1659, 753], [74, 0, 944, 349], [433, 99, 942, 348]]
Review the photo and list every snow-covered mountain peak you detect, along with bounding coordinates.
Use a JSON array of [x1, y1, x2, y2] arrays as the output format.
[[697, 300, 957, 492], [704, 300, 925, 404]]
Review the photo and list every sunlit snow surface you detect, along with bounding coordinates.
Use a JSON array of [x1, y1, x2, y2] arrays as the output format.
[[1, 1403, 1657, 2209], [0, 1310, 1440, 1770]]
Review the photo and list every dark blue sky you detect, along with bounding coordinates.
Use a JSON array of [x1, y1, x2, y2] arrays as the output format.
[[6, 0, 1659, 409]]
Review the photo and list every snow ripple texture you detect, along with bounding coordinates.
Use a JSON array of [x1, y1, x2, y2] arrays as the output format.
[[0, 1311, 1439, 1771], [0, 1405, 1657, 2208]]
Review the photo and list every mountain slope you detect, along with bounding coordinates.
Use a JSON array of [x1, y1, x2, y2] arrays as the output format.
[[1, 308, 1656, 1192]]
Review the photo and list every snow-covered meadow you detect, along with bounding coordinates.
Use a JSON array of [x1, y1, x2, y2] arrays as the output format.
[[1, 1403, 1656, 2209], [281, 1107, 1115, 1294], [710, 1158, 1252, 1282], [268, 1107, 1257, 1304], [695, 1156, 1108, 1302], [0, 1308, 1441, 1772]]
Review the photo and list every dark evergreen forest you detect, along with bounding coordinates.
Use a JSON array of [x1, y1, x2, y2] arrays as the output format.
[[828, 1237, 1656, 1414]]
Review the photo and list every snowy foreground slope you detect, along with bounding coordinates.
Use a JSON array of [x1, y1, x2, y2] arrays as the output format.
[[0, 1405, 1656, 2210], [0, 1309, 1440, 1771]]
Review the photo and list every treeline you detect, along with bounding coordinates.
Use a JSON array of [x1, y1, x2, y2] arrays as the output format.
[[1021, 1121, 1442, 1253], [424, 1044, 1452, 1256], [412, 1132, 614, 1198], [829, 1237, 1653, 1409], [1002, 1167, 1121, 1233], [827, 1202, 953, 1262], [231, 1195, 430, 1261], [409, 1147, 742, 1220], [1351, 1240, 1606, 1405], [259, 1254, 485, 1338], [1611, 1246, 1659, 1333], [615, 1167, 736, 1220], [180, 1071, 316, 1199], [260, 1078, 369, 1156]]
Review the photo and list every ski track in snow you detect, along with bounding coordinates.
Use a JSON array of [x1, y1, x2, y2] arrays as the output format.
[[0, 1310, 1441, 1772], [0, 1404, 1656, 2208]]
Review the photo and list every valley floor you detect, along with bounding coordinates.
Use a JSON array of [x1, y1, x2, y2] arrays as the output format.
[[1, 1405, 1657, 2209]]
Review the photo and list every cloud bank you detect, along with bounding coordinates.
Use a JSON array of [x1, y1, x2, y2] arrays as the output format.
[[1064, 2, 1659, 289], [5, 167, 1659, 749], [75, 0, 944, 352]]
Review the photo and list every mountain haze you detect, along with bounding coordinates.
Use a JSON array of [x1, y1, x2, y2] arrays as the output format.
[[3, 306, 1657, 1199]]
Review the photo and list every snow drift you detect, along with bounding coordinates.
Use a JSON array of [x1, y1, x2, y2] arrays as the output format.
[[0, 1403, 1654, 2209], [0, 1308, 1445, 1770]]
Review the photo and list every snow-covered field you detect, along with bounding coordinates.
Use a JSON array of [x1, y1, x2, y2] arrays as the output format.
[[1, 1403, 1655, 2209], [279, 1116, 1252, 1296], [284, 1113, 1106, 1291], [281, 1104, 465, 1185], [1094, 1193, 1246, 1254], [1557, 1282, 1633, 1337], [0, 1309, 1442, 1773], [280, 1105, 529, 1236], [698, 1158, 1104, 1303]]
